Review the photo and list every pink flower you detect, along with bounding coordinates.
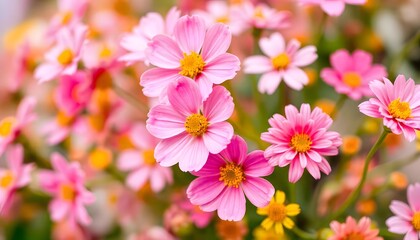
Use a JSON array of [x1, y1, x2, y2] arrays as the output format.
[[300, 0, 367, 16], [244, 33, 317, 94], [187, 135, 274, 221], [35, 24, 87, 83], [386, 183, 420, 240], [0, 97, 37, 156], [119, 7, 180, 65], [179, 200, 214, 228], [321, 49, 387, 100], [329, 216, 382, 240], [146, 77, 234, 172], [359, 75, 420, 141], [42, 110, 79, 145], [47, 0, 88, 37], [39, 153, 95, 225], [140, 15, 240, 99], [261, 104, 342, 183], [117, 124, 173, 192], [0, 145, 33, 213]]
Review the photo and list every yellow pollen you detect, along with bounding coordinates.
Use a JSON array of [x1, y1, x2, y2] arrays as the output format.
[[254, 7, 265, 19], [0, 171, 15, 188], [272, 53, 290, 70], [412, 212, 420, 231], [216, 16, 229, 23], [143, 149, 156, 165], [290, 133, 312, 153], [267, 203, 286, 222], [89, 147, 112, 170], [57, 48, 74, 65], [56, 111, 75, 127], [60, 183, 76, 201], [179, 52, 205, 79], [0, 117, 16, 137], [388, 98, 411, 120], [99, 45, 112, 59], [219, 163, 245, 188], [343, 72, 362, 88], [185, 113, 208, 137], [61, 11, 73, 25]]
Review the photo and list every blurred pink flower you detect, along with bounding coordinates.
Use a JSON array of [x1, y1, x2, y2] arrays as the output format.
[[141, 15, 240, 99], [146, 77, 234, 172], [39, 153, 95, 226], [359, 75, 420, 141], [244, 33, 317, 94], [261, 104, 342, 183], [187, 135, 274, 221], [321, 49, 387, 100], [83, 40, 122, 69], [300, 0, 367, 16], [329, 216, 382, 240], [386, 183, 420, 240], [47, 0, 88, 38], [42, 110, 79, 145], [129, 226, 175, 240], [179, 200, 213, 228]]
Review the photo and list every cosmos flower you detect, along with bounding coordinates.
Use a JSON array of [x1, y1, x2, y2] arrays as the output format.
[[47, 0, 88, 37], [329, 216, 382, 240]]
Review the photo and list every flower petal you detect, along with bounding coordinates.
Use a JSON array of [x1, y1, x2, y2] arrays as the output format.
[[242, 177, 274, 207], [203, 122, 234, 154], [201, 23, 231, 62], [174, 15, 206, 53], [203, 86, 234, 123]]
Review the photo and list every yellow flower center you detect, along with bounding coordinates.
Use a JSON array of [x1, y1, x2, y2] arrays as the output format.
[[143, 149, 156, 165], [219, 163, 245, 188], [388, 98, 411, 120], [88, 147, 112, 170], [179, 52, 205, 79], [268, 203, 286, 222], [61, 11, 73, 25], [184, 113, 208, 137], [99, 45, 113, 60], [59, 183, 76, 201], [88, 114, 106, 132], [57, 48, 74, 65], [0, 171, 15, 188], [216, 16, 229, 23], [0, 117, 16, 137], [344, 232, 365, 240], [290, 133, 312, 153], [412, 212, 420, 231], [56, 111, 75, 127], [254, 7, 265, 19], [272, 53, 290, 70], [343, 72, 362, 88]]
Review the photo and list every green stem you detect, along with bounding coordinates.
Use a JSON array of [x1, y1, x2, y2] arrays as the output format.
[[113, 84, 149, 115], [292, 226, 317, 240], [329, 94, 347, 119], [289, 183, 297, 204], [313, 13, 328, 45], [389, 31, 420, 79]]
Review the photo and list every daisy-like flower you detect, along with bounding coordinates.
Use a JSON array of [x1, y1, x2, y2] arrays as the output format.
[[359, 75, 420, 142], [117, 123, 173, 192], [329, 216, 383, 240], [386, 183, 420, 240], [146, 77, 234, 172], [39, 153, 95, 225], [42, 109, 79, 145], [257, 190, 300, 235], [321, 49, 387, 100], [261, 104, 342, 183], [244, 33, 317, 94], [187, 135, 274, 221], [141, 15, 240, 99], [35, 24, 87, 83], [300, 0, 367, 16], [47, 0, 88, 37]]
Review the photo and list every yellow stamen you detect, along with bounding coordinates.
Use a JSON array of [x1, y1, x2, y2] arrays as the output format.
[[89, 147, 112, 170], [290, 133, 312, 153], [272, 53, 290, 70], [60, 183, 76, 201], [216, 16, 229, 23], [219, 163, 245, 188], [56, 111, 75, 127], [388, 98, 411, 120], [0, 117, 16, 137], [0, 171, 15, 188], [254, 7, 265, 19], [57, 49, 74, 65], [343, 72, 362, 88], [344, 232, 365, 240], [412, 212, 420, 231], [179, 52, 205, 79], [61, 11, 73, 25], [184, 113, 208, 137], [99, 45, 112, 60], [267, 203, 286, 222], [143, 149, 156, 165]]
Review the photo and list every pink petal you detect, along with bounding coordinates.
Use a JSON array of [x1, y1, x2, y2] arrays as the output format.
[[288, 159, 304, 183], [150, 169, 168, 192], [244, 150, 274, 177], [386, 216, 412, 234], [306, 159, 321, 179], [49, 199, 70, 221], [6, 144, 23, 172], [117, 150, 142, 171], [217, 187, 246, 221], [390, 201, 413, 221], [126, 168, 150, 190], [195, 74, 214, 100], [259, 33, 285, 58], [358, 101, 381, 118], [146, 104, 185, 139], [242, 177, 274, 207], [243, 56, 273, 74], [140, 68, 181, 97], [321, 1, 346, 16], [293, 46, 317, 67], [408, 183, 420, 211], [35, 63, 62, 83], [178, 138, 210, 172], [193, 154, 225, 177], [174, 15, 206, 53], [218, 135, 248, 165], [201, 23, 231, 62], [187, 176, 226, 206], [167, 77, 202, 116], [75, 201, 92, 225], [203, 86, 234, 123], [203, 53, 240, 84], [258, 71, 282, 95], [353, 50, 372, 73], [154, 133, 192, 167], [203, 122, 234, 154], [283, 67, 309, 90], [146, 35, 182, 69], [331, 49, 352, 73]]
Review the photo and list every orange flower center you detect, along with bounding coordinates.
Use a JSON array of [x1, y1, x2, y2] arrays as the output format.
[[219, 163, 245, 188], [179, 52, 205, 79], [99, 45, 113, 60], [0, 171, 15, 188], [89, 147, 112, 170], [412, 212, 420, 231], [185, 113, 208, 137], [388, 98, 411, 120], [56, 111, 75, 127], [143, 149, 156, 165], [59, 183, 76, 201], [343, 72, 362, 88], [268, 203, 286, 222], [216, 16, 229, 23], [57, 48, 74, 65], [344, 232, 365, 240], [61, 11, 73, 25], [0, 117, 16, 137], [290, 133, 312, 153], [254, 7, 265, 19], [272, 53, 290, 70]]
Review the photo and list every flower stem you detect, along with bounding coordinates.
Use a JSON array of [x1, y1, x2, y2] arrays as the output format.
[[389, 30, 420, 79], [292, 226, 317, 239], [329, 94, 347, 119]]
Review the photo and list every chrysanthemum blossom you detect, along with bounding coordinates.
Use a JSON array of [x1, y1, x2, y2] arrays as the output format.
[[141, 15, 240, 99], [244, 33, 317, 94], [386, 183, 420, 240], [39, 153, 95, 225], [35, 24, 87, 83], [187, 135, 275, 221], [119, 7, 180, 65], [146, 77, 234, 172], [117, 124, 173, 192], [321, 49, 387, 100], [359, 75, 420, 142], [300, 0, 367, 16], [261, 104, 342, 183], [0, 145, 33, 213], [329, 216, 383, 240]]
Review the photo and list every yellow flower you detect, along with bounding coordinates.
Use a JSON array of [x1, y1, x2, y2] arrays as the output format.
[[253, 226, 289, 240], [257, 190, 300, 235]]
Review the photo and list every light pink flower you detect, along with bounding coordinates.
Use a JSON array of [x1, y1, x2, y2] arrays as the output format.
[[82, 40, 122, 69], [0, 145, 33, 213], [141, 15, 240, 99], [321, 49, 387, 100], [359, 75, 420, 142], [187, 135, 274, 221], [261, 104, 342, 183], [117, 123, 173, 192], [146, 77, 234, 172], [39, 153, 95, 226], [179, 200, 214, 228], [129, 227, 175, 240], [119, 7, 180, 65], [300, 0, 367, 16], [0, 97, 37, 156], [47, 0, 88, 37], [42, 110, 79, 145], [386, 183, 420, 240], [244, 33, 317, 94], [35, 24, 87, 83], [329, 216, 382, 240]]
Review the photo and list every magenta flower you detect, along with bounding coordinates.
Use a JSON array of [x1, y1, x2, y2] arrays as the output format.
[[39, 153, 95, 225], [300, 0, 367, 16], [244, 33, 317, 94], [261, 104, 342, 183], [140, 15, 240, 99], [329, 216, 382, 240], [321, 49, 387, 100], [117, 124, 173, 192], [187, 135, 274, 221], [386, 183, 420, 240], [0, 145, 33, 213], [146, 77, 234, 172], [359, 75, 420, 141]]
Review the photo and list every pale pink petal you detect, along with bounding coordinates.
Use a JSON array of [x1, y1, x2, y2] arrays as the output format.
[[203, 86, 234, 123], [174, 15, 206, 53], [293, 46, 317, 67], [75, 201, 92, 225], [126, 168, 150, 190], [306, 159, 321, 179], [146, 35, 183, 68], [390, 201, 413, 221], [154, 133, 191, 167], [49, 199, 70, 221], [242, 177, 274, 207], [321, 1, 346, 16], [6, 144, 23, 172], [117, 150, 142, 171], [165, 7, 181, 34], [195, 74, 214, 100], [146, 104, 185, 139], [167, 77, 202, 116], [217, 187, 246, 221], [201, 23, 231, 62], [258, 71, 282, 95], [243, 56, 273, 74], [358, 101, 381, 118], [408, 183, 420, 211], [283, 67, 309, 90], [178, 138, 209, 172], [140, 68, 181, 97], [35, 63, 62, 83], [403, 230, 418, 240], [203, 53, 240, 84], [259, 33, 285, 58], [203, 122, 233, 154], [288, 160, 304, 183]]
